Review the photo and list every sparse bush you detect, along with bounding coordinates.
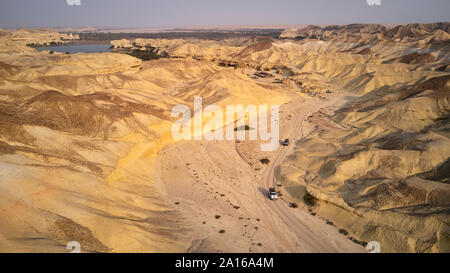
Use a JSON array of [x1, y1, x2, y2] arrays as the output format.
[[350, 237, 367, 247], [289, 202, 298, 208], [49, 50, 54, 55], [215, 215, 221, 219], [219, 229, 225, 233], [260, 158, 270, 164], [125, 48, 167, 61], [339, 229, 349, 236]]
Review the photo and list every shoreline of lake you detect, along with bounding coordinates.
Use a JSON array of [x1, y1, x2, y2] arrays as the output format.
[[34, 43, 112, 54]]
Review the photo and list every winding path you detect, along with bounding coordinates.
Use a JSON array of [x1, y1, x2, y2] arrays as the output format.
[[260, 97, 364, 252]]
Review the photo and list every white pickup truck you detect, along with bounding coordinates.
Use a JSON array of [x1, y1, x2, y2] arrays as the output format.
[[269, 187, 278, 200]]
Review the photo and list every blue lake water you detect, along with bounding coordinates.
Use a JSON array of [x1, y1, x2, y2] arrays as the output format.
[[36, 43, 112, 54]]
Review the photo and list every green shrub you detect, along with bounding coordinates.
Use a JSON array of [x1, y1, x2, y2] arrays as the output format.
[[339, 229, 349, 236], [126, 48, 167, 61], [260, 158, 270, 164]]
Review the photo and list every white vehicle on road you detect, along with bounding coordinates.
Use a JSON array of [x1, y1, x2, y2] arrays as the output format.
[[269, 187, 278, 200]]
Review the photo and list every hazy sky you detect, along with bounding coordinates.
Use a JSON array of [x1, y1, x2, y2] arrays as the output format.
[[0, 0, 449, 29]]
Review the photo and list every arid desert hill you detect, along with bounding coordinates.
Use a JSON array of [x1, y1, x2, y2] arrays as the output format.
[[0, 29, 292, 252], [280, 75, 450, 252], [0, 28, 78, 54], [0, 24, 449, 252], [106, 22, 450, 252]]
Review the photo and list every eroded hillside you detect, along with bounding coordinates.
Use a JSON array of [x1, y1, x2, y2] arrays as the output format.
[[0, 24, 449, 252], [111, 23, 450, 252], [0, 29, 292, 252]]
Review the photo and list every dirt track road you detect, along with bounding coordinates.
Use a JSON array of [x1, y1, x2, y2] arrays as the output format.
[[160, 94, 366, 253], [262, 96, 365, 252]]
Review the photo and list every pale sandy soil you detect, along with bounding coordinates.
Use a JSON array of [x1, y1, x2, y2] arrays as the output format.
[[159, 85, 366, 252]]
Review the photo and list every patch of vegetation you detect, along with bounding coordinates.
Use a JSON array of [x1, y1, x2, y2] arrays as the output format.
[[174, 202, 180, 205], [349, 237, 367, 247], [219, 230, 225, 234], [215, 215, 221, 219], [75, 30, 283, 43], [125, 48, 168, 61], [433, 116, 449, 122], [49, 50, 54, 55], [260, 158, 270, 164], [304, 192, 317, 206], [339, 229, 349, 236], [289, 202, 298, 208]]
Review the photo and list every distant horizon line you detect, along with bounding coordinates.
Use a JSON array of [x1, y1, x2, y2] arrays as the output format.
[[2, 21, 448, 32]]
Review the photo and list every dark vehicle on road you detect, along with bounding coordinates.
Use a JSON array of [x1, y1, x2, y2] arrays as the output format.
[[281, 139, 290, 146]]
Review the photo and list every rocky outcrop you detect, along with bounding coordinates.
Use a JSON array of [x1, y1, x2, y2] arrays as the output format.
[[280, 22, 449, 41], [0, 28, 79, 53], [110, 23, 449, 96], [280, 75, 450, 253]]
